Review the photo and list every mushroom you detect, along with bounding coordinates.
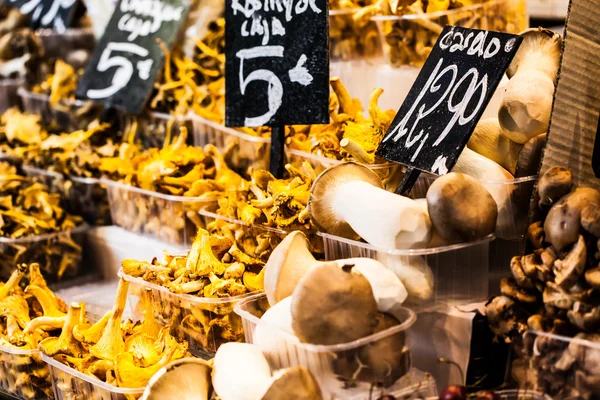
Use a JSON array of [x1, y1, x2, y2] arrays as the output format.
[[290, 262, 378, 345], [264, 230, 408, 309], [515, 134, 547, 178], [212, 343, 323, 400], [426, 172, 497, 244], [581, 205, 600, 237], [378, 254, 434, 301], [567, 303, 600, 332], [526, 221, 545, 249], [553, 235, 587, 289], [140, 358, 213, 400], [467, 118, 523, 175], [485, 296, 528, 339], [500, 277, 538, 304], [309, 162, 432, 249], [543, 282, 573, 310], [544, 188, 600, 251], [585, 266, 600, 290], [510, 256, 535, 289], [499, 28, 562, 144], [538, 166, 573, 207]]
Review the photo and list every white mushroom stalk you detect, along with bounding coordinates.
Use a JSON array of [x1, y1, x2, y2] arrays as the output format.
[[309, 162, 432, 249], [378, 254, 434, 301], [499, 27, 562, 144], [213, 343, 322, 400]]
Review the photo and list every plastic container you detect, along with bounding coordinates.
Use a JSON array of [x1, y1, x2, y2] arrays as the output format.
[[0, 344, 53, 399], [410, 173, 538, 240], [0, 79, 24, 113], [320, 233, 493, 312], [42, 353, 144, 400], [190, 114, 270, 176], [120, 271, 257, 359], [235, 293, 435, 399], [494, 390, 551, 400], [35, 28, 95, 60], [516, 330, 600, 400], [0, 224, 88, 283], [23, 165, 112, 226], [372, 0, 528, 68], [285, 147, 404, 190], [102, 179, 218, 247]]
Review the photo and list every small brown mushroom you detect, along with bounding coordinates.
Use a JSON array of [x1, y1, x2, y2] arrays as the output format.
[[291, 263, 378, 345], [585, 266, 600, 290], [538, 166, 573, 207], [543, 282, 573, 310], [582, 205, 600, 237], [485, 296, 528, 338], [426, 172, 497, 244], [554, 235, 587, 289], [510, 256, 535, 289], [527, 221, 545, 249], [545, 189, 600, 251], [500, 277, 538, 304], [527, 314, 544, 331], [567, 303, 600, 332]]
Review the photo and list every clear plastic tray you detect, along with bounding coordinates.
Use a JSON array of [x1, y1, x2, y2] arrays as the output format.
[[0, 224, 88, 284], [120, 271, 257, 359], [410, 174, 537, 241], [320, 233, 493, 313], [102, 179, 219, 247], [23, 165, 112, 226], [517, 331, 600, 400], [35, 28, 96, 60], [285, 148, 404, 190], [495, 390, 551, 400], [0, 79, 24, 113], [372, 0, 527, 68], [0, 344, 53, 399], [42, 353, 144, 400], [190, 114, 270, 176], [234, 293, 434, 399]]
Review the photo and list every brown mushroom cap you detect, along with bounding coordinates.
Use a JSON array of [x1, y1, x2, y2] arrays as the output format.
[[553, 235, 587, 289], [309, 162, 383, 240], [426, 173, 497, 244], [585, 267, 600, 290], [544, 188, 600, 251], [515, 134, 546, 178], [538, 166, 573, 207], [582, 205, 600, 237], [291, 262, 378, 345], [261, 366, 323, 400]]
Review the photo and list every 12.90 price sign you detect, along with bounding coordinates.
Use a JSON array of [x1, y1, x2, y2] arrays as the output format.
[[225, 0, 330, 127], [75, 0, 190, 114], [5, 0, 80, 32]]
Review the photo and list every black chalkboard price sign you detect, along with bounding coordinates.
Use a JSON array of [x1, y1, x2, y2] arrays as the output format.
[[75, 0, 190, 114], [5, 0, 81, 32], [225, 0, 330, 177], [376, 26, 523, 195]]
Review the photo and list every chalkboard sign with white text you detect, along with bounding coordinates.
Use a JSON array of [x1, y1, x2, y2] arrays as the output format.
[[376, 26, 522, 179], [75, 0, 190, 114], [224, 0, 330, 128], [5, 0, 81, 32]]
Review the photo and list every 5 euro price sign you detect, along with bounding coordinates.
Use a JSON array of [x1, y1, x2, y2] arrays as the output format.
[[75, 0, 190, 114], [225, 0, 330, 176], [376, 26, 523, 195]]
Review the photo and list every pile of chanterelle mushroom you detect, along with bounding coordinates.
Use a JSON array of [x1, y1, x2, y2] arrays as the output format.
[[486, 166, 600, 399]]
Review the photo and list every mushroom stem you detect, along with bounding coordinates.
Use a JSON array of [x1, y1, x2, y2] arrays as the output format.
[[468, 118, 523, 175], [340, 138, 374, 164]]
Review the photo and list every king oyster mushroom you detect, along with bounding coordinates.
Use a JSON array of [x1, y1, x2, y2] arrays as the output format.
[[309, 162, 432, 249], [544, 189, 600, 251], [499, 28, 562, 144], [263, 230, 408, 307], [426, 172, 498, 244], [212, 343, 323, 400], [467, 118, 523, 175], [140, 358, 213, 400]]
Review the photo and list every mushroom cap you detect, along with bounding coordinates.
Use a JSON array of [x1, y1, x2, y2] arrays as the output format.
[[553, 235, 587, 290], [291, 262, 378, 345], [426, 173, 497, 244], [140, 358, 212, 400], [309, 162, 384, 240], [538, 166, 573, 207], [544, 188, 600, 251], [260, 366, 323, 400], [581, 205, 600, 237], [515, 134, 546, 178], [507, 27, 562, 80], [263, 231, 317, 306]]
